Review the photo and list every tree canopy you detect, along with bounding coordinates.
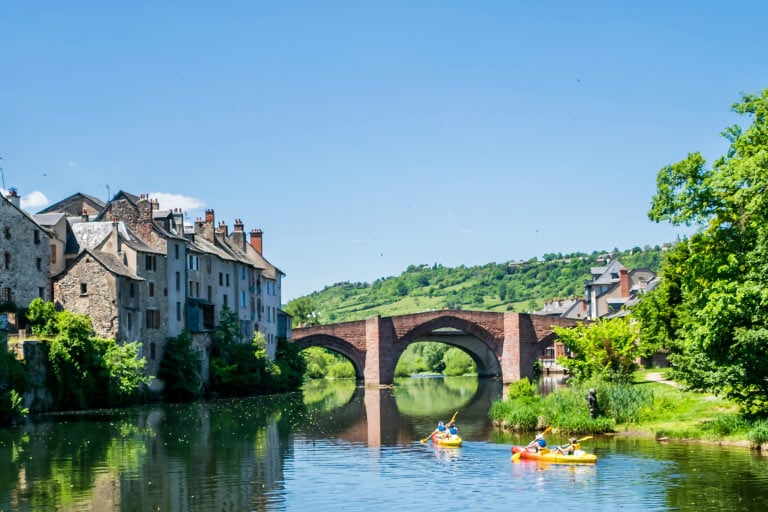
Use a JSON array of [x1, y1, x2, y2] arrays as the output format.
[[638, 88, 768, 415]]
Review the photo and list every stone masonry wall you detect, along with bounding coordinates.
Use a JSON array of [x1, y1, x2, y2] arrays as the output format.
[[0, 198, 52, 311], [53, 255, 120, 338]]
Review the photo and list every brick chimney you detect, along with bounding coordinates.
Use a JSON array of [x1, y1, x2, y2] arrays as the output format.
[[619, 268, 630, 297], [250, 228, 263, 255], [81, 207, 89, 222]]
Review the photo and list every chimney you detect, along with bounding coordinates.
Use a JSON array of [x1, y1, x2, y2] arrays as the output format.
[[250, 228, 263, 254], [6, 188, 20, 208], [231, 219, 246, 251], [216, 220, 228, 236], [111, 217, 121, 253], [619, 268, 630, 297], [81, 207, 89, 222], [173, 208, 184, 234], [195, 212, 215, 242]]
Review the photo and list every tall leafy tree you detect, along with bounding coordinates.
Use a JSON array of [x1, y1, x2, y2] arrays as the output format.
[[553, 317, 642, 383], [642, 88, 768, 415]]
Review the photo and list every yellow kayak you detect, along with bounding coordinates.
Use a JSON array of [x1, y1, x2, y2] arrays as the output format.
[[431, 432, 463, 447], [511, 445, 597, 463]]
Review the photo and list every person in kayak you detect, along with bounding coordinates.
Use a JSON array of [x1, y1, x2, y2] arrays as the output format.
[[446, 420, 458, 436], [525, 433, 547, 452], [556, 437, 579, 455]]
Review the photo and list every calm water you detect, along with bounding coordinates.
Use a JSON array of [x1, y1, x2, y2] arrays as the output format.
[[1, 377, 768, 511]]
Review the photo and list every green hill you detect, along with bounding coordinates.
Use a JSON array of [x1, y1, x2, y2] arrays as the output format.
[[289, 244, 671, 326]]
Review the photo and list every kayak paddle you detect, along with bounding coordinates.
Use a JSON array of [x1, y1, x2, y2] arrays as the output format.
[[512, 426, 552, 461]]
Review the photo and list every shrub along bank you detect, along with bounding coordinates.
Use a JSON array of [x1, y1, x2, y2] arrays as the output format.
[[489, 372, 768, 449], [0, 300, 306, 426]]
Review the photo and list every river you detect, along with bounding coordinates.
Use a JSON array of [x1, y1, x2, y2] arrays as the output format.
[[1, 377, 767, 511]]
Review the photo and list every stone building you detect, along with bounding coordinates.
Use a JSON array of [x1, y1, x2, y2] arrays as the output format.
[[41, 189, 289, 382], [585, 259, 657, 319], [56, 219, 168, 375], [0, 189, 52, 317]]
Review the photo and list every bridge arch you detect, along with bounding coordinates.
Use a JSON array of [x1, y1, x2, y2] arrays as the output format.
[[396, 314, 503, 378], [292, 334, 366, 381]]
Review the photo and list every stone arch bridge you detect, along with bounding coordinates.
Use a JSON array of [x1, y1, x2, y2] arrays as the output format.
[[291, 310, 581, 385]]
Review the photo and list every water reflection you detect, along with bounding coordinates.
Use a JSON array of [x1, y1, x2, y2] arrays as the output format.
[[1, 378, 768, 511]]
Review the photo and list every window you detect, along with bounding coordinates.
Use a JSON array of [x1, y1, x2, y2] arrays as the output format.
[[219, 272, 223, 285], [145, 254, 157, 272], [189, 280, 194, 296], [207, 285, 212, 302], [150, 342, 156, 360], [175, 272, 180, 291], [196, 282, 200, 297], [80, 283, 88, 295], [38, 287, 45, 298], [223, 294, 228, 307], [130, 282, 135, 298], [3, 252, 10, 269], [3, 226, 10, 239], [174, 244, 180, 259], [241, 267, 246, 279], [34, 229, 41, 244], [51, 244, 57, 264], [127, 312, 132, 331], [148, 282, 155, 297], [1, 288, 10, 302], [240, 291, 247, 308], [226, 273, 230, 287], [176, 301, 181, 321], [36, 258, 42, 271], [146, 309, 160, 329]]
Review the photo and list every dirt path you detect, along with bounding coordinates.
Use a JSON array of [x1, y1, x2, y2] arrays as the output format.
[[645, 371, 678, 387]]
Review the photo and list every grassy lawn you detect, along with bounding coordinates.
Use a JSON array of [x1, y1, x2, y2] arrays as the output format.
[[623, 370, 744, 442]]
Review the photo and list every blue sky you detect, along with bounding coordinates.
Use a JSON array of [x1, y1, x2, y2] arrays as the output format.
[[2, 1, 768, 301]]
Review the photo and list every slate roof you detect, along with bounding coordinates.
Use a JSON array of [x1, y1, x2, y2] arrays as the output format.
[[37, 192, 106, 215], [67, 221, 162, 255], [32, 212, 66, 227], [89, 249, 143, 280]]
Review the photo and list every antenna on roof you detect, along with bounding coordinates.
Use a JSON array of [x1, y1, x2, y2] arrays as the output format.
[[0, 156, 5, 190], [104, 184, 111, 202]]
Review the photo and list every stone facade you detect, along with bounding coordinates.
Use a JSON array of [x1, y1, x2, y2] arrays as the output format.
[[0, 191, 52, 316]]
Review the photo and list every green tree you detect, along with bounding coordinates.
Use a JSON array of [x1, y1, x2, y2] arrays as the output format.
[[644, 88, 768, 415], [102, 340, 148, 405], [159, 331, 203, 401], [26, 298, 58, 336], [284, 296, 320, 327], [554, 317, 642, 383]]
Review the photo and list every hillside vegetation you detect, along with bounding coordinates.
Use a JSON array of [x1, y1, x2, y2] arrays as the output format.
[[292, 245, 670, 326]]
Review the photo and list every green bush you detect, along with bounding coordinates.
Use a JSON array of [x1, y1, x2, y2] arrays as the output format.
[[507, 378, 538, 401], [700, 414, 750, 437], [748, 419, 768, 445], [489, 399, 540, 431]]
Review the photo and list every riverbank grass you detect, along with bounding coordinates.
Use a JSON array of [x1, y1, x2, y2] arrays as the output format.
[[490, 370, 768, 446]]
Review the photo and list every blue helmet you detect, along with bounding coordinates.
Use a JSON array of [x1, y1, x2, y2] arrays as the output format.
[[437, 421, 446, 431]]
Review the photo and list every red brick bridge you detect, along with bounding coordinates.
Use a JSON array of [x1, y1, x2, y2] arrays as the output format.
[[291, 310, 580, 385]]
